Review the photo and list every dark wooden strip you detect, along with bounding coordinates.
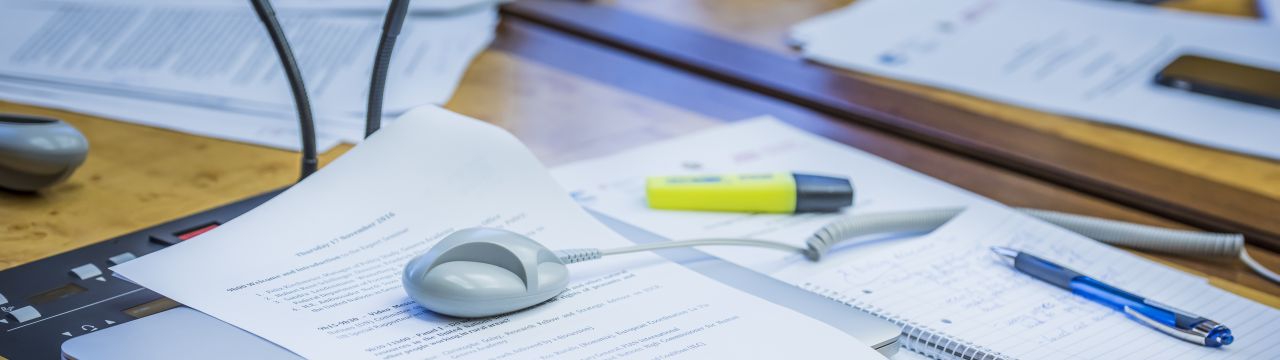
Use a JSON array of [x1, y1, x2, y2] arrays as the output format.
[[500, 0, 1280, 251]]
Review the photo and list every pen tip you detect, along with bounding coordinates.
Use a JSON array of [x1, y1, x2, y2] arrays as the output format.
[[990, 246, 1017, 262]]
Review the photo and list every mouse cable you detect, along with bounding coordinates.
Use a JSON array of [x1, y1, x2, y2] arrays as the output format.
[[553, 207, 1280, 285]]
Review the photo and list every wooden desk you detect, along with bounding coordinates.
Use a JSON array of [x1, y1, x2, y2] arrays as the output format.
[[1, 14, 1277, 319], [503, 0, 1280, 252]]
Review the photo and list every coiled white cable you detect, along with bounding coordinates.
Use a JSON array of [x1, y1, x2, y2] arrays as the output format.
[[805, 207, 1280, 284], [1018, 208, 1280, 284], [1016, 208, 1243, 257], [1241, 250, 1280, 284], [556, 208, 1280, 284], [803, 208, 961, 261]]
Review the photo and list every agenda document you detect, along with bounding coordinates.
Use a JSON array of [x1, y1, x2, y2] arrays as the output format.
[[111, 106, 884, 359]]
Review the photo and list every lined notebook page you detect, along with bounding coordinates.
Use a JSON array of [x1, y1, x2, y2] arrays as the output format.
[[804, 203, 1280, 359]]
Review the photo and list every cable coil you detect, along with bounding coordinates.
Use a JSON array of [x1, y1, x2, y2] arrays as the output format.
[[804, 208, 961, 261], [560, 207, 1280, 284], [802, 207, 1278, 283]]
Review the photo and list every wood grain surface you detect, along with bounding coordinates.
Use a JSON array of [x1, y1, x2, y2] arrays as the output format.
[[503, 0, 1280, 251], [1, 15, 1277, 316]]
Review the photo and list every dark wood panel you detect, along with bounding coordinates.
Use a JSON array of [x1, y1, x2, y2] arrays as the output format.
[[501, 0, 1280, 251]]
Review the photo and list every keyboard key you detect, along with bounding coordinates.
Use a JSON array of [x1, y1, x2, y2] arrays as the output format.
[[107, 252, 137, 265], [70, 264, 103, 280], [8, 306, 41, 323]]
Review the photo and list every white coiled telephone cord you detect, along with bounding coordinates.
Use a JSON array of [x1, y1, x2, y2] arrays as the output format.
[[556, 208, 1280, 284]]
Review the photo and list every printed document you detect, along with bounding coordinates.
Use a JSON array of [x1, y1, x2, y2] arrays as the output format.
[[112, 107, 885, 359], [0, 79, 348, 151], [550, 117, 1280, 358], [0, 1, 496, 147], [268, 0, 507, 13], [0, 1, 493, 114], [40, 0, 501, 13], [552, 117, 978, 281], [791, 0, 1280, 160]]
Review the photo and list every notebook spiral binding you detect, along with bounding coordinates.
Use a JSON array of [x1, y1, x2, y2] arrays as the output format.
[[801, 283, 1011, 360]]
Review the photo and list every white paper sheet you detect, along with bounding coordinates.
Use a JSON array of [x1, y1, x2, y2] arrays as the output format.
[[73, 0, 509, 14], [0, 0, 495, 148], [112, 107, 885, 359], [791, 0, 1280, 160], [1261, 0, 1280, 25], [553, 117, 978, 281], [549, 117, 1280, 358], [0, 1, 494, 114], [270, 0, 508, 14], [0, 79, 348, 151], [24, 0, 501, 12]]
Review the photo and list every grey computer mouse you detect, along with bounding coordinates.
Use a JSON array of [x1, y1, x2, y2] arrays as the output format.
[[403, 228, 570, 318], [0, 114, 88, 192]]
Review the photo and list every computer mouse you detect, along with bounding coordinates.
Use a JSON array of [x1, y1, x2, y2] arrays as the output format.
[[0, 114, 88, 192], [403, 228, 570, 318]]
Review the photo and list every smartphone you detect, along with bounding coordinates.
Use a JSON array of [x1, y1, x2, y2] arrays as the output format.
[[1155, 55, 1280, 110]]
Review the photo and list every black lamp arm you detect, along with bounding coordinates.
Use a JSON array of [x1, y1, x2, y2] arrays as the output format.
[[365, 0, 412, 138], [248, 0, 319, 180]]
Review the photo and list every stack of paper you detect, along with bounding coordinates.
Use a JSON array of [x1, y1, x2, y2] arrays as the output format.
[[790, 0, 1280, 160], [0, 0, 499, 151]]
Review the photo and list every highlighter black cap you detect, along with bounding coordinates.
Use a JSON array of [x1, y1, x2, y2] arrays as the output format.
[[793, 174, 855, 212]]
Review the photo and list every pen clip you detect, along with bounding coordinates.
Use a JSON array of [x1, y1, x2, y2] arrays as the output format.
[[1123, 305, 1210, 346]]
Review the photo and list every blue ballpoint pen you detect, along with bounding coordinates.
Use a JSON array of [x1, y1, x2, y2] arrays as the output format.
[[990, 246, 1234, 347]]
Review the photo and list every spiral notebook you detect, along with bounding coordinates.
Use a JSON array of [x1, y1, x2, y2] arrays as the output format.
[[792, 205, 1280, 359], [550, 117, 1280, 359]]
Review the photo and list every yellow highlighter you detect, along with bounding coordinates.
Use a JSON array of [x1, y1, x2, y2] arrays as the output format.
[[645, 172, 854, 213]]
